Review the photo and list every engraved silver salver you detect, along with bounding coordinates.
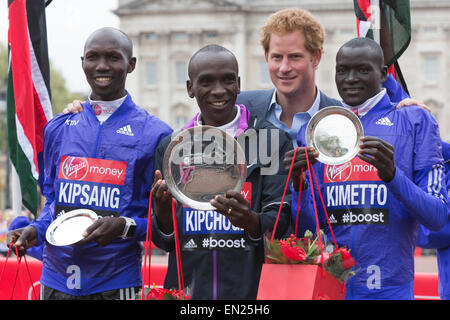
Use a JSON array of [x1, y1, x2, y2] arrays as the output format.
[[46, 209, 98, 246], [163, 126, 247, 211], [306, 106, 364, 165]]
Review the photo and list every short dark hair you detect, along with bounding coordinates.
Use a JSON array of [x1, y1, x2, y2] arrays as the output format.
[[84, 27, 134, 58], [339, 37, 384, 65], [188, 44, 237, 78]]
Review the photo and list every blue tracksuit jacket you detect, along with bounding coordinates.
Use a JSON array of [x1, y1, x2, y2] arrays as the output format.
[[291, 92, 448, 299], [30, 93, 172, 295]]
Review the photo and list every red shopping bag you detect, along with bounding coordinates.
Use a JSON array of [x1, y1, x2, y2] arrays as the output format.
[[257, 147, 346, 300], [0, 245, 40, 300], [257, 264, 345, 300]]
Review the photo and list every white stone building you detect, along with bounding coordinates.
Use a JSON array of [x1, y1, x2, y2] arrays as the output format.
[[114, 0, 450, 140]]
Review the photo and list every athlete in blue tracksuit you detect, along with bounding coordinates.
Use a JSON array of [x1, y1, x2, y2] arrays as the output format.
[[7, 28, 172, 298], [383, 66, 450, 300], [27, 94, 171, 296], [287, 38, 448, 299], [416, 139, 450, 301]]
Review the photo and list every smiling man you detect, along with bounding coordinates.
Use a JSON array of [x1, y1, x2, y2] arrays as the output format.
[[7, 27, 173, 300], [237, 8, 340, 146], [288, 37, 448, 300], [150, 44, 292, 300]]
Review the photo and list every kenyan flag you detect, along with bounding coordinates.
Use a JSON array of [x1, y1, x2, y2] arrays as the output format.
[[6, 0, 53, 216], [353, 0, 411, 94]]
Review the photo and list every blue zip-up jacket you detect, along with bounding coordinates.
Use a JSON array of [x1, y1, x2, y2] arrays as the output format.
[[384, 74, 450, 300], [291, 92, 448, 299], [30, 93, 172, 296], [417, 141, 450, 300]]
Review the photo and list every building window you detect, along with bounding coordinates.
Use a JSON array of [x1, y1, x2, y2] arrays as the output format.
[[175, 61, 187, 85], [144, 33, 158, 41], [259, 60, 271, 85], [423, 26, 437, 34], [173, 32, 188, 41], [424, 56, 438, 83], [145, 62, 157, 86]]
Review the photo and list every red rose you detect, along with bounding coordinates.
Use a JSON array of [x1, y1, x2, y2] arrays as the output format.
[[279, 240, 307, 261], [145, 287, 171, 300], [313, 252, 331, 264], [334, 248, 356, 269]]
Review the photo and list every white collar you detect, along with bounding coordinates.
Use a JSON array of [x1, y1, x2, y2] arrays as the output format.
[[195, 105, 241, 137], [89, 94, 127, 123], [341, 88, 387, 117]]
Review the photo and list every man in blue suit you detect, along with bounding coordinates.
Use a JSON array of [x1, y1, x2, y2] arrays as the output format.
[[236, 8, 421, 149], [236, 8, 339, 147]]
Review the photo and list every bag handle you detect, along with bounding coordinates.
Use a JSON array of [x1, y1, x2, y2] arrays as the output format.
[[0, 243, 37, 300], [270, 146, 339, 272], [142, 190, 153, 299], [142, 191, 185, 299]]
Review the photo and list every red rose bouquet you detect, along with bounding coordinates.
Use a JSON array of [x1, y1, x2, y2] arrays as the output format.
[[265, 230, 356, 284], [137, 284, 190, 300]]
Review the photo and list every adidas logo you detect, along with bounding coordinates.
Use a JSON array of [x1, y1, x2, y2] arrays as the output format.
[[184, 239, 197, 249], [116, 125, 134, 136], [375, 117, 394, 126], [329, 214, 337, 224]]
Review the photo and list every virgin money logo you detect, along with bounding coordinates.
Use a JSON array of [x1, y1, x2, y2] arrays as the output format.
[[324, 157, 381, 183], [61, 157, 89, 180], [325, 162, 352, 183], [93, 104, 102, 116]]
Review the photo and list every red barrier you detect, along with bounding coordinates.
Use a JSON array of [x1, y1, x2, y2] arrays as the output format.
[[414, 272, 440, 300], [0, 257, 41, 300], [141, 263, 167, 288], [0, 257, 439, 300], [0, 257, 168, 300]]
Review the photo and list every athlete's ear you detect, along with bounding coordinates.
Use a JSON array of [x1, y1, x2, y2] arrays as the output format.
[[187, 79, 194, 98], [380, 64, 388, 83], [128, 57, 137, 73]]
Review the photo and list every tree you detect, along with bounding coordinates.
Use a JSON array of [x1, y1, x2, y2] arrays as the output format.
[[49, 64, 86, 114]]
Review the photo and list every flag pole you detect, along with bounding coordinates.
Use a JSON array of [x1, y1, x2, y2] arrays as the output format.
[[11, 162, 22, 215], [370, 0, 381, 44]]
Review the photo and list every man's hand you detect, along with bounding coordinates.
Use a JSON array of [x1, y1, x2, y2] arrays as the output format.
[[396, 98, 431, 113], [76, 216, 125, 246], [358, 136, 396, 182], [283, 147, 319, 191], [62, 100, 85, 114], [210, 190, 261, 239], [152, 170, 174, 235], [6, 226, 38, 257]]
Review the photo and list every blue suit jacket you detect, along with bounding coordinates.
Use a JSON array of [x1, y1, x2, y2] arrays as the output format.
[[236, 88, 341, 122]]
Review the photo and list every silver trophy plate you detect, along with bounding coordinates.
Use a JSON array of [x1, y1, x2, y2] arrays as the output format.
[[306, 106, 363, 165], [163, 126, 247, 211], [46, 209, 98, 246]]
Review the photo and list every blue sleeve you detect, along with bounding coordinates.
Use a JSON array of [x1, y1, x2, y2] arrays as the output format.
[[29, 117, 65, 245], [383, 73, 410, 104], [417, 219, 450, 249], [386, 166, 448, 231], [417, 163, 450, 248], [386, 108, 448, 231]]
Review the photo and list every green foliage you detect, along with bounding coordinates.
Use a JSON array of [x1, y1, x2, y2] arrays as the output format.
[[49, 63, 86, 114]]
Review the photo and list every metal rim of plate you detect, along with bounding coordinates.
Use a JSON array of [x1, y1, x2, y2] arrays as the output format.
[[46, 209, 98, 246], [163, 125, 247, 211], [305, 106, 364, 165]]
